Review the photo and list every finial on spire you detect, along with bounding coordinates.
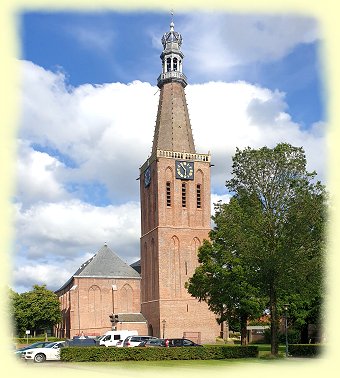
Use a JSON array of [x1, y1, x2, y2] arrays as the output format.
[[170, 9, 174, 31]]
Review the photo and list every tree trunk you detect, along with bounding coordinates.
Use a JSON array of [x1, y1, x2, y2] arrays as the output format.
[[240, 314, 248, 345], [300, 323, 309, 344], [270, 287, 279, 355]]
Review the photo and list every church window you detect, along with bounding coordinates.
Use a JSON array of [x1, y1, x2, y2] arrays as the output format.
[[167, 58, 171, 72], [182, 182, 186, 207], [196, 184, 201, 208], [185, 261, 188, 275], [166, 181, 171, 206], [173, 57, 178, 71]]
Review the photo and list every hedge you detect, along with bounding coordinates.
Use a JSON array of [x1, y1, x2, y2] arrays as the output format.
[[61, 345, 258, 362], [288, 344, 323, 358], [15, 337, 61, 345]]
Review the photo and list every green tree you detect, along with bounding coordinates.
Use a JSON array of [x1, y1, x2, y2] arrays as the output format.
[[225, 143, 326, 355], [9, 287, 31, 335], [281, 292, 323, 343], [186, 198, 265, 345], [10, 285, 61, 336]]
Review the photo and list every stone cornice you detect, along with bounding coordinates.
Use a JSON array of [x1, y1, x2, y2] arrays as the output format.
[[140, 149, 211, 174]]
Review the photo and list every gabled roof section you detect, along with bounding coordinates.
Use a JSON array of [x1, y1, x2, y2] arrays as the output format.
[[130, 259, 141, 274], [55, 244, 140, 294], [75, 244, 141, 279]]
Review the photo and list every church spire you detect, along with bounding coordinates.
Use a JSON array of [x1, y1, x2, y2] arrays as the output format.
[[152, 19, 195, 154], [157, 18, 187, 88]]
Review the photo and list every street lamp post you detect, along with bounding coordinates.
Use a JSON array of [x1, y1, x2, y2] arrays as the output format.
[[283, 304, 289, 357], [162, 319, 166, 339]]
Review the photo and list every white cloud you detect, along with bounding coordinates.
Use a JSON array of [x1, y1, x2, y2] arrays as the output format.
[[14, 60, 326, 292], [186, 81, 326, 187], [16, 140, 69, 206], [13, 264, 73, 293], [12, 252, 95, 293], [14, 200, 140, 260], [179, 13, 319, 78]]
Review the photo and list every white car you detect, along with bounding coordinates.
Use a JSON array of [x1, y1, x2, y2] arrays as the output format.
[[22, 341, 65, 363], [123, 335, 156, 347]]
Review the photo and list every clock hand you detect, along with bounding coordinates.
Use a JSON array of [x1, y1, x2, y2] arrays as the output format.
[[180, 162, 187, 174]]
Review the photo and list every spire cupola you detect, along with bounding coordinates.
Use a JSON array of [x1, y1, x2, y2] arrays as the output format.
[[157, 20, 187, 88]]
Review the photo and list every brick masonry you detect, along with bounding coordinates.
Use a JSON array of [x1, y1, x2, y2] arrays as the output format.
[[140, 155, 220, 343], [56, 276, 147, 338]]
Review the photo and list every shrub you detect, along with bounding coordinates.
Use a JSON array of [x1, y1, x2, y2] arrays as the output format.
[[278, 329, 301, 344], [261, 328, 301, 344], [61, 345, 259, 362], [259, 353, 285, 359], [288, 344, 323, 358]]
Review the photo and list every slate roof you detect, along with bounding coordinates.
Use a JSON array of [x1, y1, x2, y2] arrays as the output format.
[[130, 259, 141, 274], [152, 82, 196, 155], [55, 244, 140, 293], [116, 313, 147, 323], [75, 244, 140, 279]]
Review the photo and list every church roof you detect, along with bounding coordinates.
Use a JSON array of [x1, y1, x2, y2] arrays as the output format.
[[116, 313, 147, 323], [130, 259, 141, 274], [152, 20, 195, 155], [55, 244, 140, 293], [152, 82, 196, 154], [75, 244, 141, 279]]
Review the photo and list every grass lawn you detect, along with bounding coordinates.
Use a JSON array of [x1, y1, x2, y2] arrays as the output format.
[[22, 356, 321, 378]]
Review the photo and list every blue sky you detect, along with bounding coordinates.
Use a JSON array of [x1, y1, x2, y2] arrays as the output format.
[[21, 11, 324, 126], [14, 10, 326, 293]]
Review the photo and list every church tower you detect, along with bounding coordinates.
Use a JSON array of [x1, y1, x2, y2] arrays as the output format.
[[139, 20, 219, 343]]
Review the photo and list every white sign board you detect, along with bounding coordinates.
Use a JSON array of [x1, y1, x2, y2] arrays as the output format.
[[25, 330, 30, 335]]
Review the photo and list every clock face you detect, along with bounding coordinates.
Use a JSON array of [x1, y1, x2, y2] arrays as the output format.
[[144, 167, 151, 187], [175, 160, 194, 180]]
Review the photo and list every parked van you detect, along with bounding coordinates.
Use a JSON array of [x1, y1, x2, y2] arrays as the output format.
[[99, 330, 138, 347]]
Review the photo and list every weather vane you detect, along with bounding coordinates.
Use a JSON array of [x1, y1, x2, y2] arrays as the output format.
[[170, 9, 174, 22]]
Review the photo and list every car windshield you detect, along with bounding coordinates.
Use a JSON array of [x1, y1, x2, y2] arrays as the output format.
[[44, 342, 58, 348], [20, 342, 40, 349], [17, 343, 41, 351]]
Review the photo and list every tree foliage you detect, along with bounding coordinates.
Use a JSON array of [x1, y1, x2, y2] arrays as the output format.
[[10, 285, 61, 336], [226, 143, 326, 354], [186, 199, 265, 344], [187, 143, 326, 354]]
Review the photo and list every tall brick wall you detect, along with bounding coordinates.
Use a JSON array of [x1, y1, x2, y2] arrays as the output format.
[[140, 156, 220, 343]]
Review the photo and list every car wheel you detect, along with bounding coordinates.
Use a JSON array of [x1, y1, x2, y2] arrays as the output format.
[[34, 353, 46, 363]]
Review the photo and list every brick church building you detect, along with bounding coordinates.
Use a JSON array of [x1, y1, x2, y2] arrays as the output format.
[[55, 20, 220, 344]]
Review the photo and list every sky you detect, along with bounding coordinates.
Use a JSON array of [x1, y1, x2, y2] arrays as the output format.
[[13, 10, 326, 293]]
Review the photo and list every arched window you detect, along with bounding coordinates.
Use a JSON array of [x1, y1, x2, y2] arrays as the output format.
[[166, 181, 171, 207], [151, 238, 156, 299], [182, 182, 187, 208], [143, 242, 147, 301], [173, 57, 178, 71], [121, 284, 133, 313], [170, 236, 181, 297], [196, 184, 201, 208], [88, 285, 102, 327], [167, 58, 171, 72]]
